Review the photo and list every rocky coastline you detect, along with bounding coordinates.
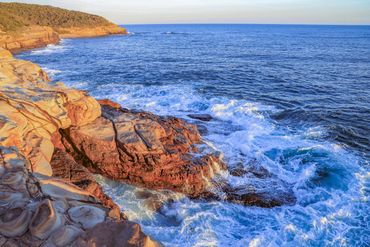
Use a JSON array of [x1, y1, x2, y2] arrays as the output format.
[[0, 37, 228, 245], [0, 6, 296, 245], [0, 24, 126, 53]]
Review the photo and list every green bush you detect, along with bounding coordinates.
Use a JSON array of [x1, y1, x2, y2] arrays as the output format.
[[0, 2, 112, 32]]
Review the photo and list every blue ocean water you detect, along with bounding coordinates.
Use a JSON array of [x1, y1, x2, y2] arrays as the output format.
[[17, 24, 370, 246]]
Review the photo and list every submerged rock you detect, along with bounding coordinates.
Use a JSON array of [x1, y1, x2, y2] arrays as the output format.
[[187, 113, 213, 122]]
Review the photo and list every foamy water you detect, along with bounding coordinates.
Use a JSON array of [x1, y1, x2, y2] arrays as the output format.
[[93, 82, 369, 247], [17, 24, 370, 246]]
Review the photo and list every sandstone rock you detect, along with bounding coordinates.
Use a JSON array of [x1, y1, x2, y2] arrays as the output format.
[[50, 147, 123, 220], [38, 177, 96, 202], [0, 18, 159, 247], [68, 205, 106, 229], [0, 26, 60, 53], [29, 199, 64, 239], [50, 225, 84, 247], [0, 207, 31, 237], [57, 25, 127, 38], [0, 49, 100, 176], [62, 103, 226, 197], [98, 98, 122, 109], [0, 146, 158, 246], [72, 221, 161, 247]]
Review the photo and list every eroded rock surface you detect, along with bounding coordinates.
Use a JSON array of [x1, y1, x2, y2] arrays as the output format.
[[57, 25, 127, 38], [0, 50, 101, 176], [0, 49, 159, 246], [0, 26, 60, 52], [0, 147, 160, 246], [56, 100, 226, 197]]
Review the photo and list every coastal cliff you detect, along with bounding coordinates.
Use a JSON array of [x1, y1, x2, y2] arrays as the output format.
[[0, 48, 162, 246], [0, 42, 227, 244], [0, 3, 126, 52], [0, 4, 299, 246]]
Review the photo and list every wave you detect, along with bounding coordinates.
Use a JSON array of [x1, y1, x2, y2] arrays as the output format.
[[30, 43, 67, 55], [94, 82, 369, 246], [42, 67, 62, 77]]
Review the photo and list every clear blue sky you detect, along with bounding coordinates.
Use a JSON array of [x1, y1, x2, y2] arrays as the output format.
[[2, 0, 370, 25]]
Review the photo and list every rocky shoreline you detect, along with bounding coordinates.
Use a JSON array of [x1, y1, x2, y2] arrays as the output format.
[[0, 41, 228, 245], [0, 21, 297, 246], [0, 24, 126, 53]]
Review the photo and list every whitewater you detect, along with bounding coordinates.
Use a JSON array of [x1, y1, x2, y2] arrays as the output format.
[[17, 24, 370, 247]]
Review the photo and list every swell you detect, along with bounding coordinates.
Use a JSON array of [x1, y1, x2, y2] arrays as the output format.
[[14, 25, 370, 246]]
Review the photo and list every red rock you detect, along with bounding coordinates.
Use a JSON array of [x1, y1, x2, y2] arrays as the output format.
[[98, 99, 122, 109], [50, 143, 125, 220], [72, 221, 161, 247], [60, 104, 226, 197]]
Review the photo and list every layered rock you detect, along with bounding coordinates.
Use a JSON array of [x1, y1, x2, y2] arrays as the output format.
[[0, 146, 159, 247], [56, 101, 225, 197], [0, 2, 127, 52], [0, 49, 160, 246], [0, 24, 126, 53], [57, 25, 127, 38], [0, 49, 101, 176], [0, 26, 60, 52]]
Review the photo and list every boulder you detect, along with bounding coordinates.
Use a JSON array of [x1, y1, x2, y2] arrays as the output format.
[[61, 103, 226, 197], [72, 221, 161, 247]]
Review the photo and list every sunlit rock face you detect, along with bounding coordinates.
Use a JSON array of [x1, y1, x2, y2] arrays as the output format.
[[0, 49, 101, 176], [0, 49, 160, 246], [0, 26, 60, 52], [57, 25, 127, 38], [57, 100, 226, 197], [0, 147, 160, 246]]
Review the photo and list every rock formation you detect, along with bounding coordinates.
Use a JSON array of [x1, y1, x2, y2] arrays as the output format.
[[0, 26, 60, 52], [0, 45, 229, 245], [0, 146, 159, 246], [0, 4, 298, 242], [57, 25, 127, 39], [56, 100, 225, 197], [0, 2, 127, 52]]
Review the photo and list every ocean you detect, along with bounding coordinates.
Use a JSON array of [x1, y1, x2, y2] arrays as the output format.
[[17, 24, 370, 247]]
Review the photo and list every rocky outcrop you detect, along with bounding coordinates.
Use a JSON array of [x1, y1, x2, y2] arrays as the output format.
[[0, 2, 127, 52], [0, 50, 101, 176], [57, 25, 127, 38], [0, 24, 126, 53], [0, 146, 159, 246], [0, 26, 60, 52], [0, 49, 160, 246], [55, 100, 225, 197]]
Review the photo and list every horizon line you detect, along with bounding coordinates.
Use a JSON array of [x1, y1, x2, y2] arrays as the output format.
[[121, 23, 370, 27]]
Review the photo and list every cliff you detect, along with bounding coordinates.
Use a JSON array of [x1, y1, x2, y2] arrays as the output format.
[[0, 2, 126, 52], [0, 44, 231, 245], [0, 48, 163, 246], [0, 5, 298, 245], [0, 47, 296, 246]]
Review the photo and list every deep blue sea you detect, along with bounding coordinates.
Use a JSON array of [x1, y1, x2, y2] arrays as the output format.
[[18, 24, 370, 247]]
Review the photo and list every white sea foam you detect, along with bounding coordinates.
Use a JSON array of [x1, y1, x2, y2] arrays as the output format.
[[92, 82, 369, 247], [42, 67, 62, 77], [30, 43, 67, 55]]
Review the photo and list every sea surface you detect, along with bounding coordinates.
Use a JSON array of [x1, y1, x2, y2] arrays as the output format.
[[17, 24, 370, 247]]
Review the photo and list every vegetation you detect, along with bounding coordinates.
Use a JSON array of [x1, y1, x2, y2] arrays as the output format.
[[0, 2, 113, 32]]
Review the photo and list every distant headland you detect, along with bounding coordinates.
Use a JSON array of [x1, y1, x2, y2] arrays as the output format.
[[0, 2, 126, 52]]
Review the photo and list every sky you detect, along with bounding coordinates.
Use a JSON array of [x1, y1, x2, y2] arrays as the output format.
[[2, 0, 370, 25]]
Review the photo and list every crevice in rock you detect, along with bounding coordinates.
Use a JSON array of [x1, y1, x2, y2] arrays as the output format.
[[58, 128, 100, 172]]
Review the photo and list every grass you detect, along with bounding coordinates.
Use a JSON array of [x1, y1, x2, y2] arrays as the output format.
[[0, 2, 113, 32]]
